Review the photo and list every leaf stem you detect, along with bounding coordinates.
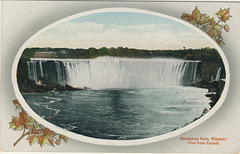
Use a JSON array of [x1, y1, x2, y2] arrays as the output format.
[[13, 128, 30, 147], [216, 19, 221, 25]]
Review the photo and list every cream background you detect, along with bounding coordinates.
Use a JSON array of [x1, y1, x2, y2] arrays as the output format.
[[1, 1, 240, 153]]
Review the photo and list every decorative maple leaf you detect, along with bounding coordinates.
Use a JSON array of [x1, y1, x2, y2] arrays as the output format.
[[216, 39, 224, 46], [205, 24, 222, 38], [181, 13, 189, 21], [55, 134, 68, 145], [9, 118, 22, 130], [216, 8, 232, 22], [181, 6, 207, 26], [210, 18, 216, 26], [10, 99, 68, 147], [27, 134, 39, 146], [224, 24, 229, 32], [55, 139, 61, 145], [10, 110, 34, 130], [59, 134, 68, 142], [37, 128, 56, 147], [198, 15, 210, 25], [181, 7, 231, 47], [31, 128, 42, 134], [205, 23, 224, 46], [12, 99, 22, 109]]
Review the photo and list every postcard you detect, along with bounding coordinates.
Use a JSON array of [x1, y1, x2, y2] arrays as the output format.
[[1, 1, 239, 153]]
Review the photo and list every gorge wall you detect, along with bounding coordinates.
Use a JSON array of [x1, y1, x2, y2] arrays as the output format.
[[199, 60, 225, 83]]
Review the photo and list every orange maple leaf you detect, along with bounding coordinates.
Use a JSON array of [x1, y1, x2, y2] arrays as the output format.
[[216, 8, 232, 22], [181, 13, 189, 21], [181, 6, 208, 26], [59, 134, 68, 143], [11, 110, 33, 130], [55, 140, 61, 145], [12, 99, 22, 109], [187, 7, 201, 25], [210, 18, 215, 26], [37, 128, 56, 147], [31, 129, 42, 134]]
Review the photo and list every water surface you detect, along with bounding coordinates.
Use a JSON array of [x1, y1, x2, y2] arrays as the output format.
[[23, 86, 209, 140]]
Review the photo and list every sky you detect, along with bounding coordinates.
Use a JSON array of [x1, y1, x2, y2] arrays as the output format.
[[28, 11, 215, 50]]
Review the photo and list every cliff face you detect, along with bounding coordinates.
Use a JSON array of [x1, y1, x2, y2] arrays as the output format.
[[199, 60, 225, 82], [17, 58, 86, 93], [192, 60, 226, 109]]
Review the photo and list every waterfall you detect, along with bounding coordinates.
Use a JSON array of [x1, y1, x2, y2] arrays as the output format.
[[39, 61, 44, 77], [27, 57, 200, 89], [215, 67, 222, 81]]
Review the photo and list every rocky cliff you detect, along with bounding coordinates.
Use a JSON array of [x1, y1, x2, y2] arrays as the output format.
[[199, 60, 225, 82]]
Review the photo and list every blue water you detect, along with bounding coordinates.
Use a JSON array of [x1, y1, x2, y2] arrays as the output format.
[[23, 87, 209, 140]]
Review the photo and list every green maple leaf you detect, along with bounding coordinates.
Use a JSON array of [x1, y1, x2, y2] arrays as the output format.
[[224, 24, 229, 32], [181, 6, 208, 26], [27, 134, 39, 146], [205, 24, 222, 39], [9, 118, 23, 130], [216, 39, 224, 46], [216, 8, 232, 22], [37, 128, 56, 147], [55, 139, 61, 145], [198, 15, 210, 25]]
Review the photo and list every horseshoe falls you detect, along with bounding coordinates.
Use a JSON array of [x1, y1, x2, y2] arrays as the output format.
[[27, 56, 200, 89], [23, 56, 210, 140]]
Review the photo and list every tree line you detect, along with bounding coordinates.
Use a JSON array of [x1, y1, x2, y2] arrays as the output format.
[[21, 47, 221, 61]]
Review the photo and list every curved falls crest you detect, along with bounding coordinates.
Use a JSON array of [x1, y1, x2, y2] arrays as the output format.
[[27, 56, 200, 89]]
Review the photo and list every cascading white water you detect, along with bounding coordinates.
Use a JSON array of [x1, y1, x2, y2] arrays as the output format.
[[27, 61, 38, 82], [215, 67, 222, 81], [27, 57, 200, 89], [39, 61, 44, 77]]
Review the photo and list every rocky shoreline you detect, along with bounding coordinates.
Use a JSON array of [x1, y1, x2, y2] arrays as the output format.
[[171, 79, 225, 132], [191, 79, 225, 110], [18, 77, 90, 94]]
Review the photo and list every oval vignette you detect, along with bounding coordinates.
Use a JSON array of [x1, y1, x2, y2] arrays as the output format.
[[12, 8, 229, 146]]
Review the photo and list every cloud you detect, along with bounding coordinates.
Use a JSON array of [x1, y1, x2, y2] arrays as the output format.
[[45, 22, 104, 35], [29, 21, 214, 50], [110, 23, 173, 32]]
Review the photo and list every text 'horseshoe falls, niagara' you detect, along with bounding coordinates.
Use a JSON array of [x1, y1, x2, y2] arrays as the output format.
[[27, 56, 200, 89]]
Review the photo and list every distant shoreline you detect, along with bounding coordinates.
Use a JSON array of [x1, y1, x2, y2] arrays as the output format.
[[21, 47, 221, 61]]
